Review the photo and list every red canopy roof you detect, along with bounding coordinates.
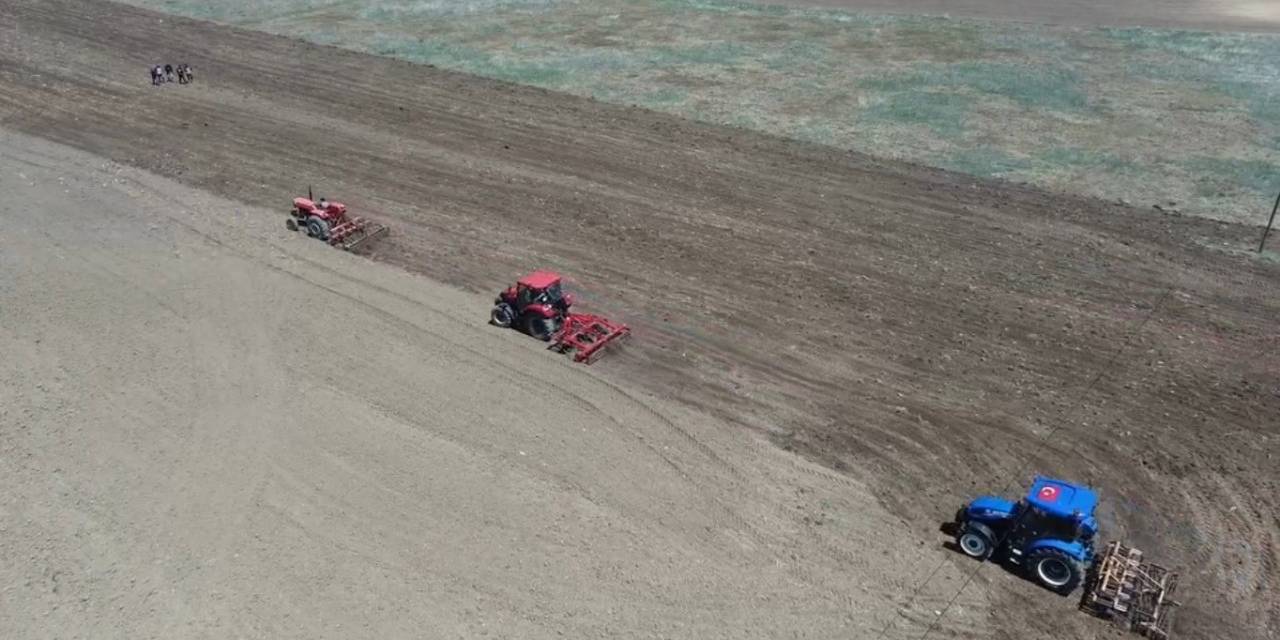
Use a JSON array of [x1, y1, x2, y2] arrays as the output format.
[[517, 270, 562, 289]]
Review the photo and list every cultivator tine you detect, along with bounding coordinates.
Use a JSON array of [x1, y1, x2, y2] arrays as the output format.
[[326, 218, 388, 251], [338, 222, 388, 251], [577, 327, 630, 364], [1084, 541, 1180, 639]]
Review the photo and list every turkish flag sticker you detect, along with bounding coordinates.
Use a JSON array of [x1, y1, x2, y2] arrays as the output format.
[[1039, 485, 1061, 502]]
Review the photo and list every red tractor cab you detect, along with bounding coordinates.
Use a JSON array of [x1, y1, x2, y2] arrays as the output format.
[[491, 271, 629, 363], [492, 270, 575, 340]]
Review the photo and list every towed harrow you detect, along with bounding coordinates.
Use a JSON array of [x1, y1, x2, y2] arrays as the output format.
[[321, 213, 388, 250], [550, 313, 631, 363], [1083, 541, 1180, 639]]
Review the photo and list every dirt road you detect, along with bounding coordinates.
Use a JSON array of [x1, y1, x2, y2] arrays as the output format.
[[2, 1, 1278, 638]]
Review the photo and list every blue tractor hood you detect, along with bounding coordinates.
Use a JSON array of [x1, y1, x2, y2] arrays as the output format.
[[1027, 476, 1098, 520], [965, 495, 1017, 519]]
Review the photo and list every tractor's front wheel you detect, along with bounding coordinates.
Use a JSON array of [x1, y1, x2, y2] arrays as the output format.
[[491, 303, 516, 329], [1028, 549, 1085, 595], [957, 522, 995, 560], [286, 217, 299, 232], [306, 216, 330, 241]]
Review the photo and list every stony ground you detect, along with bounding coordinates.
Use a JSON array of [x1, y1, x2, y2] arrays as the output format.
[[1, 1, 1278, 639]]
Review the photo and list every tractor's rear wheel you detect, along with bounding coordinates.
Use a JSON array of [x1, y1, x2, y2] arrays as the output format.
[[957, 522, 995, 560], [306, 217, 330, 241], [491, 303, 515, 328], [1028, 549, 1085, 595], [524, 315, 558, 341]]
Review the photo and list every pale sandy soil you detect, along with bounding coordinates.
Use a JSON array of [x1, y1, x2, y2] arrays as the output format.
[[0, 129, 989, 639]]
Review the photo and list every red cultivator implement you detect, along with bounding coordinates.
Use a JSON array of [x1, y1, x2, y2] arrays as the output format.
[[491, 270, 629, 364], [322, 212, 388, 250], [287, 190, 388, 251], [551, 313, 631, 363]]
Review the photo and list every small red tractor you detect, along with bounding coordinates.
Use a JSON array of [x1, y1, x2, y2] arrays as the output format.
[[287, 191, 387, 250], [491, 271, 630, 363]]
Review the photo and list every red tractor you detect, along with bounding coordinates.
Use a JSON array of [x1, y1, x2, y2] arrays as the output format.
[[287, 192, 387, 250], [491, 271, 630, 363]]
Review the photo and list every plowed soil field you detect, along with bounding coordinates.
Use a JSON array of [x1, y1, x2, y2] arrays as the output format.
[[2, 1, 1277, 638]]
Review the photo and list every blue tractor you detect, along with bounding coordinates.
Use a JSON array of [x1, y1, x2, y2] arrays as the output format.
[[953, 476, 1099, 594]]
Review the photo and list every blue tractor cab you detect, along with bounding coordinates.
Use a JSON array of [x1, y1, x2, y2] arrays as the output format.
[[953, 476, 1100, 594]]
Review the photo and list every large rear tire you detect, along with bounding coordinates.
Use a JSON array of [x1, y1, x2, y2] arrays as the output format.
[[524, 314, 558, 342], [1028, 549, 1085, 595], [306, 217, 330, 241], [957, 521, 995, 560]]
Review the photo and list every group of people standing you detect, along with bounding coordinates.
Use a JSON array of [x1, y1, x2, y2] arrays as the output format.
[[151, 63, 193, 85]]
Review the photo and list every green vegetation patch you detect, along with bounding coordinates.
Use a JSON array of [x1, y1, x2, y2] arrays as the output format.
[[943, 146, 1032, 179], [862, 62, 1087, 111], [1038, 147, 1135, 173], [861, 90, 974, 136], [1187, 157, 1280, 199]]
